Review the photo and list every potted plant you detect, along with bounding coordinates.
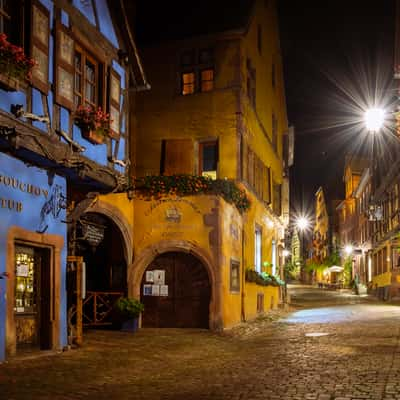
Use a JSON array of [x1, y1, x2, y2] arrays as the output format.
[[113, 297, 144, 333], [0, 33, 35, 91], [73, 105, 111, 145]]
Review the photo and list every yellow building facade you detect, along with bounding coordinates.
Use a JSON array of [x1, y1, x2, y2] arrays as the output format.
[[102, 0, 289, 329]]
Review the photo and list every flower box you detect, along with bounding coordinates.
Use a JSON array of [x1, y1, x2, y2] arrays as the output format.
[[81, 128, 106, 145], [0, 34, 35, 91], [74, 105, 111, 145], [0, 71, 23, 92]]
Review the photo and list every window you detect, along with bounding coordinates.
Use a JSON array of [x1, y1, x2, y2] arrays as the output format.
[[230, 260, 240, 292], [255, 225, 262, 273], [180, 48, 214, 95], [74, 46, 99, 107], [182, 72, 195, 95], [241, 141, 271, 203], [199, 140, 218, 179], [200, 69, 214, 92]]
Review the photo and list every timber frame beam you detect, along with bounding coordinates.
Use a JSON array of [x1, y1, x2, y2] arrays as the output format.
[[0, 110, 125, 190]]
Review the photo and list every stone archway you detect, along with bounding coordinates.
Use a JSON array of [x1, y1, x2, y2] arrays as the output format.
[[69, 199, 134, 328], [86, 199, 133, 266], [130, 241, 222, 331]]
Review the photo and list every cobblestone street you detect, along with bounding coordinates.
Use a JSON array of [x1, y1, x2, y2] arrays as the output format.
[[2, 286, 400, 399]]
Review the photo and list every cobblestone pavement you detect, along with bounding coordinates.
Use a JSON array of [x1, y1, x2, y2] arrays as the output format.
[[2, 286, 400, 399]]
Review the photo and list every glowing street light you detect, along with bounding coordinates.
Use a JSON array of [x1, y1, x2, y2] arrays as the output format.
[[364, 108, 385, 133], [344, 244, 353, 256], [282, 249, 290, 258], [296, 216, 309, 231]]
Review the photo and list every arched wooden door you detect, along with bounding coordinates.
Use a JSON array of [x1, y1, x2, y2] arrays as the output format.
[[140, 252, 211, 328]]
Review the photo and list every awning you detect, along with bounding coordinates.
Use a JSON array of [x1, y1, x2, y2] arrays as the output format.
[[328, 266, 344, 273]]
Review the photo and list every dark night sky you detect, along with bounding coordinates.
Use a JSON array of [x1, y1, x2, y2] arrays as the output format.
[[278, 0, 396, 215]]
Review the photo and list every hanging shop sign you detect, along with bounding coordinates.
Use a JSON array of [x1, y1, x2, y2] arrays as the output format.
[[81, 222, 105, 247]]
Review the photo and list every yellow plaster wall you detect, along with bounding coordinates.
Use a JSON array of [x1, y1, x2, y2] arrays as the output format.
[[240, 0, 287, 182], [245, 282, 279, 321], [133, 195, 215, 256], [136, 39, 239, 179], [372, 272, 392, 287], [219, 199, 243, 327], [98, 193, 134, 228]]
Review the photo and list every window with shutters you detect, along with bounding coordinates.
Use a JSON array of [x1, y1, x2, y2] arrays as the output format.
[[241, 140, 271, 204], [74, 46, 100, 108]]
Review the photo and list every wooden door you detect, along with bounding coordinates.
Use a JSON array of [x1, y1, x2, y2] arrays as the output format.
[[141, 252, 210, 328], [14, 246, 51, 349]]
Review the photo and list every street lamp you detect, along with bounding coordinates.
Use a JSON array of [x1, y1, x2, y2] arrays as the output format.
[[364, 108, 385, 133], [296, 216, 309, 231], [295, 216, 310, 283], [282, 249, 290, 258], [364, 107, 385, 222], [344, 244, 353, 256]]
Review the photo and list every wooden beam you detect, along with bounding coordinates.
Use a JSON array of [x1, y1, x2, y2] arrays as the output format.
[[0, 110, 124, 189]]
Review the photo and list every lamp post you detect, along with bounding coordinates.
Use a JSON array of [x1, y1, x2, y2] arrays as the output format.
[[364, 107, 385, 222], [295, 216, 310, 283]]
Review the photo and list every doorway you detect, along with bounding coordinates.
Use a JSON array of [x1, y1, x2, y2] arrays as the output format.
[[140, 251, 211, 328], [14, 245, 51, 350], [68, 212, 128, 328]]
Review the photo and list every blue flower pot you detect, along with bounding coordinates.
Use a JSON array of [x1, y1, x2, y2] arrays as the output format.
[[121, 318, 139, 333]]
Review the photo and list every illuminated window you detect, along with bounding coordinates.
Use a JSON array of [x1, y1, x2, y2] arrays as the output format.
[[201, 69, 214, 92], [182, 72, 195, 95], [74, 47, 99, 107], [230, 260, 240, 292], [199, 140, 218, 179], [15, 247, 37, 314], [179, 48, 214, 95]]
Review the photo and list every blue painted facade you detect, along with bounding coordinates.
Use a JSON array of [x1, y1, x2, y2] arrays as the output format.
[[0, 153, 67, 361], [0, 0, 128, 174], [0, 0, 133, 360]]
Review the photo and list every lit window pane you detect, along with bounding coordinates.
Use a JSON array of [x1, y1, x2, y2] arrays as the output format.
[[182, 72, 195, 95], [201, 69, 214, 92]]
